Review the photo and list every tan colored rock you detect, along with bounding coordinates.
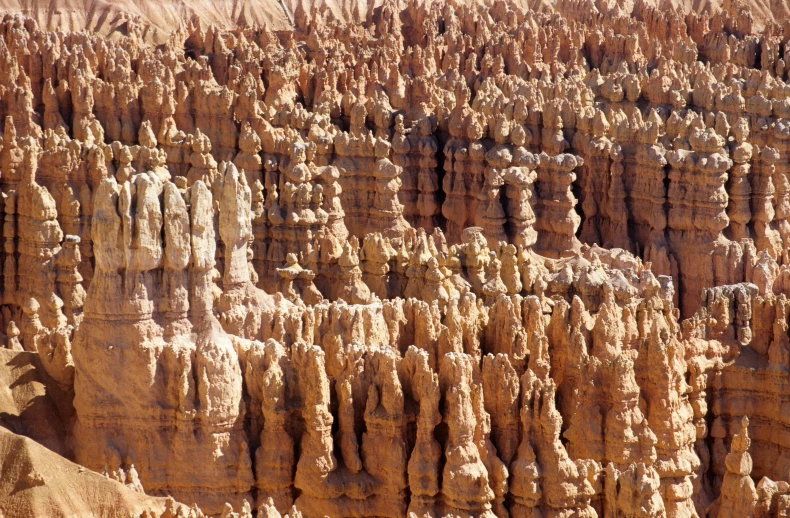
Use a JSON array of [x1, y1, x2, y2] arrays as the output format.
[[534, 152, 583, 257], [707, 417, 757, 517], [3, 5, 790, 517]]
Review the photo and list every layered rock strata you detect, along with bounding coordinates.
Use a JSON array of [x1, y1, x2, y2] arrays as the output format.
[[4, 2, 790, 518]]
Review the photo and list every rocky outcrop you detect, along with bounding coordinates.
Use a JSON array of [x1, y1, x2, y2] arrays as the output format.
[[72, 164, 259, 514], [4, 2, 790, 517]]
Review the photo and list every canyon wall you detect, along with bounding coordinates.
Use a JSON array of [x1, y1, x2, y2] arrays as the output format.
[[3, 0, 790, 516]]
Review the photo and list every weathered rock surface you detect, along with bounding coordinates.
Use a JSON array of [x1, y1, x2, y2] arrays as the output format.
[[3, 1, 790, 517], [0, 427, 195, 518]]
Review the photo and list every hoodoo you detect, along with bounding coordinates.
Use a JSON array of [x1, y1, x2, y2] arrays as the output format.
[[2, 1, 790, 517]]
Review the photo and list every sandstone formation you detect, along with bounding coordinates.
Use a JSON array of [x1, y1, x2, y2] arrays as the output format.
[[0, 0, 784, 46], [3, 1, 790, 518], [0, 427, 196, 518]]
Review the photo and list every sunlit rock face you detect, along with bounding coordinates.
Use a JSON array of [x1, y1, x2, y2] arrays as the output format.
[[4, 1, 790, 516]]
